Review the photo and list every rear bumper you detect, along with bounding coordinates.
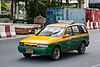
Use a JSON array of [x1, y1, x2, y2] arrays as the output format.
[[18, 46, 52, 55]]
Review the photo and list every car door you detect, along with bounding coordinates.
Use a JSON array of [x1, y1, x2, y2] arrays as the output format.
[[63, 26, 74, 51], [70, 25, 81, 50], [77, 25, 89, 47]]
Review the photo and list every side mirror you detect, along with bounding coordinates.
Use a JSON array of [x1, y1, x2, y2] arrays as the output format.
[[34, 29, 41, 35], [34, 31, 37, 35], [62, 34, 70, 38]]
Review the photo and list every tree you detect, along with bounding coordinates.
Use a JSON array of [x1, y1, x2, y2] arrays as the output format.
[[61, 0, 62, 7], [11, 0, 14, 18], [66, 0, 69, 7], [26, 0, 66, 19], [77, 0, 84, 8], [1, 0, 8, 11], [26, 0, 45, 18]]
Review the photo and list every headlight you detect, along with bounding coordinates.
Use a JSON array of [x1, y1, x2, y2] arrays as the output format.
[[37, 44, 48, 48], [19, 42, 24, 46]]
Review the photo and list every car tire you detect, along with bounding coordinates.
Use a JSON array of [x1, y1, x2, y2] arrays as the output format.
[[50, 47, 61, 61], [77, 42, 86, 54], [23, 53, 32, 57]]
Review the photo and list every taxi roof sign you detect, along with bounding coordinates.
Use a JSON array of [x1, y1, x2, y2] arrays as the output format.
[[58, 20, 74, 24]]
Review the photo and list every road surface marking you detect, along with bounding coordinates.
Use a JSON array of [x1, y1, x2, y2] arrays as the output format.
[[92, 64, 100, 67], [94, 40, 100, 42]]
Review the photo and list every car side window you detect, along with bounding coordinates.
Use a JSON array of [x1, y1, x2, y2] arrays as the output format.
[[81, 25, 88, 33], [78, 25, 85, 34], [66, 27, 73, 36], [72, 26, 79, 35]]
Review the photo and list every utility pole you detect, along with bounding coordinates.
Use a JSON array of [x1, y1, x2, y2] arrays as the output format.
[[84, 0, 89, 8], [66, 0, 68, 7], [0, 0, 1, 14], [25, 0, 27, 9], [78, 0, 81, 8], [16, 0, 19, 19], [11, 0, 14, 19], [61, 0, 62, 7]]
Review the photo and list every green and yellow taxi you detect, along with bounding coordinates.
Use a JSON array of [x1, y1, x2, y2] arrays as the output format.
[[18, 22, 89, 60]]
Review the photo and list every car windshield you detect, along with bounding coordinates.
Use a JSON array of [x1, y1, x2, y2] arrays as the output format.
[[38, 26, 65, 37]]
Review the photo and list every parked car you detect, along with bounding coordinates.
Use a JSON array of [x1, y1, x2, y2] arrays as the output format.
[[18, 21, 90, 60]]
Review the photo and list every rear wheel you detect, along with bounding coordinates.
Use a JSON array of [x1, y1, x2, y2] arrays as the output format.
[[23, 53, 32, 57], [50, 47, 61, 61], [77, 42, 86, 54]]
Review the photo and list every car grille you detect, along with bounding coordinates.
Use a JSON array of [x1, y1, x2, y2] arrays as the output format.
[[25, 45, 37, 47]]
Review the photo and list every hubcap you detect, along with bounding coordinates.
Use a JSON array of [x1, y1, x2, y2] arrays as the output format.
[[81, 43, 86, 53], [53, 48, 60, 59]]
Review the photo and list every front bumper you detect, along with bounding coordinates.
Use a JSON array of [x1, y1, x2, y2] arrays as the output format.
[[18, 46, 52, 55]]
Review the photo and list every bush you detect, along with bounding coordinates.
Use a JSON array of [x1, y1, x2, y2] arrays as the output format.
[[13, 19, 25, 23], [1, 1, 8, 11], [25, 18, 34, 24], [13, 18, 34, 24], [0, 15, 9, 18]]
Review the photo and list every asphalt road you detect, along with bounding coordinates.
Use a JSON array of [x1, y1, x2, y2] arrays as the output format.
[[0, 29, 100, 67]]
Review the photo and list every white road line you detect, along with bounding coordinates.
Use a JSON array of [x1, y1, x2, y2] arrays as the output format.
[[92, 64, 100, 67], [94, 40, 100, 42]]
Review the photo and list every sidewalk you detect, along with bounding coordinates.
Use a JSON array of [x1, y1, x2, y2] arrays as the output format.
[[0, 34, 34, 40]]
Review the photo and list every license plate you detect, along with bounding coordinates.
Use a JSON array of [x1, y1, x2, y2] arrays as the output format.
[[26, 49, 33, 53]]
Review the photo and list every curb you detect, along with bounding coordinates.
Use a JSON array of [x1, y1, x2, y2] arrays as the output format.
[[0, 34, 34, 40]]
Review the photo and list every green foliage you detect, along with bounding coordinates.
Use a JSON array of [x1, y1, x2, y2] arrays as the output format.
[[25, 18, 34, 24], [26, 0, 72, 20], [1, 0, 8, 11], [26, 0, 36, 18], [0, 14, 13, 20], [26, 0, 61, 19], [0, 15, 9, 18], [13, 18, 34, 24], [19, 4, 25, 11], [13, 19, 25, 23], [65, 6, 76, 8], [45, 1, 60, 8]]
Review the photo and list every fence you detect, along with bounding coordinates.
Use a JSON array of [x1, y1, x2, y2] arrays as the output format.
[[84, 21, 100, 30], [0, 23, 16, 38]]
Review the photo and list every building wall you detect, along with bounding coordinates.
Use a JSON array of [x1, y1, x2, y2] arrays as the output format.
[[89, 0, 100, 9], [89, 0, 100, 3], [68, 0, 78, 4]]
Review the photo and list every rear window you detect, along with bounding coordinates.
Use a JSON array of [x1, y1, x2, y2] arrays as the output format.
[[78, 26, 85, 34], [77, 25, 88, 34], [72, 25, 88, 35]]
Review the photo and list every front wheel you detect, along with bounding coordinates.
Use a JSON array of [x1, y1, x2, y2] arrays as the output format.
[[23, 53, 32, 57], [77, 42, 86, 54], [50, 47, 61, 61]]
